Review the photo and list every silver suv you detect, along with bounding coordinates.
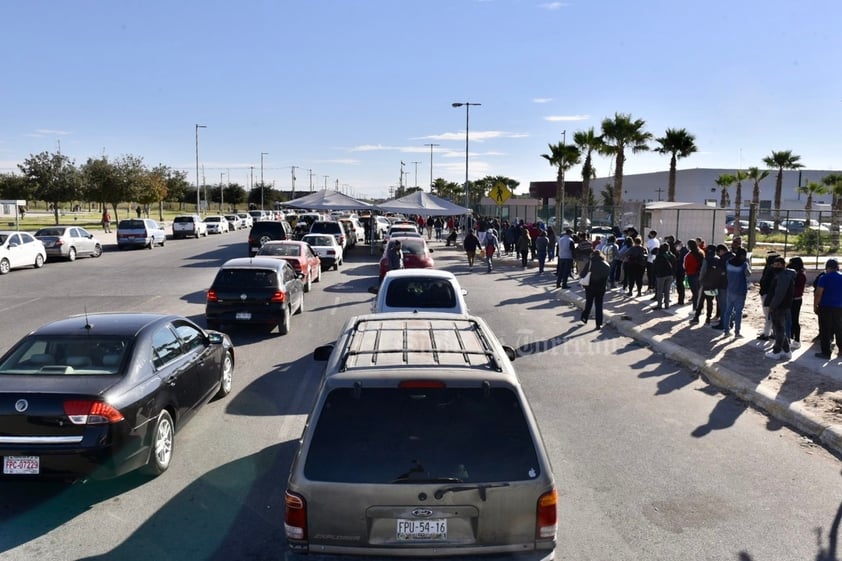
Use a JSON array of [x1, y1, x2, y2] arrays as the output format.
[[285, 313, 557, 558]]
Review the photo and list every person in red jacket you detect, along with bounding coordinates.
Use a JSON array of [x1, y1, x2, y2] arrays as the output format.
[[683, 239, 704, 311]]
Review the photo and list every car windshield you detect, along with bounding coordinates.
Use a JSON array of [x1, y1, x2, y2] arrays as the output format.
[[388, 239, 425, 255], [258, 244, 300, 257], [304, 387, 540, 484], [205, 217, 221, 222], [213, 268, 277, 289], [385, 278, 457, 309], [304, 236, 333, 246], [0, 336, 131, 376], [173, 217, 194, 223]]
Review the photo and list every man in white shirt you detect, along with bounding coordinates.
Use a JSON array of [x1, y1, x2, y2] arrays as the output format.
[[646, 230, 660, 294]]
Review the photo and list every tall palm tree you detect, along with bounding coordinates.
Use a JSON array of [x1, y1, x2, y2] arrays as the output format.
[[800, 181, 827, 225], [732, 170, 749, 226], [746, 166, 770, 208], [715, 174, 735, 209], [599, 113, 652, 225], [762, 150, 804, 227], [541, 142, 581, 229], [822, 173, 842, 249], [653, 128, 697, 201], [573, 127, 602, 212]]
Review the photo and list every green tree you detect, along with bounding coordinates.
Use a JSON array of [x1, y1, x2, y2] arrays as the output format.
[[822, 173, 842, 249], [715, 173, 735, 209], [573, 127, 602, 207], [800, 181, 827, 225], [18, 151, 82, 225], [762, 150, 804, 227], [732, 170, 749, 226], [81, 156, 118, 210], [222, 183, 247, 211], [653, 128, 697, 202], [162, 168, 191, 210], [111, 155, 147, 219], [599, 113, 652, 225], [541, 142, 581, 230], [746, 166, 771, 208], [0, 173, 33, 200], [432, 178, 462, 201]]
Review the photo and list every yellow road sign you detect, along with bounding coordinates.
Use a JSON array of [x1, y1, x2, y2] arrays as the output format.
[[490, 183, 511, 206]]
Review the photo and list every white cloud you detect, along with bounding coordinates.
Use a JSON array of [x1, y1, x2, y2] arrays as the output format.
[[28, 129, 72, 137], [539, 2, 569, 10], [533, 98, 553, 104], [544, 115, 590, 122], [422, 130, 528, 142], [314, 158, 361, 165], [350, 144, 395, 152]]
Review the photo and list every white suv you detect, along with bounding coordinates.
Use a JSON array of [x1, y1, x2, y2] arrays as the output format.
[[172, 215, 208, 239]]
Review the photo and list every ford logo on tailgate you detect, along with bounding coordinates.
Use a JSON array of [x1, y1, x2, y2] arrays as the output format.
[[411, 509, 433, 518]]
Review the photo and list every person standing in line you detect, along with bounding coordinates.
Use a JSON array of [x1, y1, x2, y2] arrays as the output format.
[[580, 251, 611, 329], [652, 244, 676, 310], [710, 245, 730, 329], [645, 230, 660, 295], [574, 233, 592, 280], [546, 226, 556, 262], [625, 237, 647, 297], [555, 228, 575, 289], [387, 240, 404, 272], [765, 256, 795, 360], [535, 229, 549, 273], [484, 228, 500, 273], [516, 228, 531, 269], [434, 217, 443, 241], [101, 208, 112, 233], [618, 237, 633, 292], [603, 235, 619, 289], [722, 248, 750, 338], [756, 252, 780, 341], [463, 228, 480, 270], [684, 239, 704, 311], [787, 257, 806, 350], [814, 258, 842, 360], [672, 239, 687, 306], [691, 246, 718, 325]]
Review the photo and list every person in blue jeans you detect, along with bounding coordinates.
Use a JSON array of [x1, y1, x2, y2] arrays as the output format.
[[722, 248, 750, 338], [555, 228, 574, 289]]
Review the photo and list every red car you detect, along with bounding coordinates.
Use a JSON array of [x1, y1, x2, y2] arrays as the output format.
[[378, 236, 435, 281], [256, 241, 321, 292]]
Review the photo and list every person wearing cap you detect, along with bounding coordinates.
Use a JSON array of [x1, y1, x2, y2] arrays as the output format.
[[814, 258, 842, 359]]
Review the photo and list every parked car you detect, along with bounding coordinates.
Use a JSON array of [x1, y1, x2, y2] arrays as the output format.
[[224, 214, 245, 230], [34, 226, 103, 261], [0, 313, 234, 480], [378, 236, 435, 281], [247, 220, 293, 255], [0, 231, 46, 274], [339, 217, 365, 246], [359, 215, 390, 242], [309, 220, 346, 249], [301, 233, 343, 271], [256, 240, 321, 292], [203, 215, 231, 234], [285, 313, 557, 557], [116, 218, 166, 250], [237, 213, 254, 229], [370, 269, 468, 314], [205, 257, 304, 335], [172, 215, 208, 239], [725, 219, 753, 236], [383, 223, 419, 244]]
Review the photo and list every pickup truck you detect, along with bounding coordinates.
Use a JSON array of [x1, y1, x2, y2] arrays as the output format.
[[172, 215, 208, 239]]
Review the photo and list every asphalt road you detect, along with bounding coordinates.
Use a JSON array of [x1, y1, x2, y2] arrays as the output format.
[[0, 232, 840, 561]]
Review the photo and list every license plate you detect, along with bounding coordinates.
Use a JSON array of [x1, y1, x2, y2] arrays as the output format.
[[4, 456, 39, 475], [396, 519, 447, 541], [235, 312, 251, 320]]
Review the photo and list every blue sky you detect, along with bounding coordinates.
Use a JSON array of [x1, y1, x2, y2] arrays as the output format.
[[2, 0, 840, 200]]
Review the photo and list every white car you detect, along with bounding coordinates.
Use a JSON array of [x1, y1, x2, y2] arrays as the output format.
[[340, 218, 365, 245], [383, 223, 419, 244], [301, 233, 343, 271], [237, 213, 254, 229], [172, 214, 208, 238], [370, 269, 468, 315], [203, 215, 231, 234], [0, 231, 46, 274], [224, 214, 244, 230]]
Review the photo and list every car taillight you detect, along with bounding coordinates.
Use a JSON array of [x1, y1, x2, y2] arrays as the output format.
[[327, 250, 335, 255], [64, 400, 125, 425], [54, 239, 64, 246], [398, 380, 446, 389], [271, 290, 287, 303], [285, 491, 307, 540], [207, 289, 219, 303], [536, 489, 558, 539]]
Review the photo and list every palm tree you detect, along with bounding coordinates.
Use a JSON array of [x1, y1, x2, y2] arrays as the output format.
[[800, 181, 827, 225], [733, 170, 749, 226], [762, 150, 804, 227], [541, 142, 581, 230], [653, 128, 697, 201], [573, 127, 602, 212], [599, 113, 652, 226], [746, 166, 770, 208], [715, 174, 735, 209], [822, 174, 842, 249]]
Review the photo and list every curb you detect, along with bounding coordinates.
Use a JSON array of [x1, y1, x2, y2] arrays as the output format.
[[556, 288, 842, 457]]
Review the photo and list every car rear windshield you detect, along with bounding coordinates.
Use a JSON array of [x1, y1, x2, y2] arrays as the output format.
[[304, 387, 540, 484], [118, 220, 146, 229], [213, 268, 278, 290], [388, 239, 425, 255], [304, 235, 334, 246], [385, 278, 456, 309], [258, 244, 300, 257], [0, 336, 130, 375], [174, 216, 195, 223], [309, 222, 340, 234]]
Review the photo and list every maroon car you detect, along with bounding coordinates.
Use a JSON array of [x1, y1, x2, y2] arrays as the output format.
[[378, 236, 435, 281]]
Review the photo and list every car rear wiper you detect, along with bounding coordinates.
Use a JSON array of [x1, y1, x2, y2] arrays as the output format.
[[391, 476, 462, 484], [434, 482, 511, 502]]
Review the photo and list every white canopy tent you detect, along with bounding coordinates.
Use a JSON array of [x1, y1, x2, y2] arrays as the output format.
[[376, 191, 471, 217], [280, 189, 374, 211]]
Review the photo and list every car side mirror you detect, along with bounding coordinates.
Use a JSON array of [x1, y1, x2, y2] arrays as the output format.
[[502, 345, 517, 362], [461, 288, 468, 296], [207, 332, 224, 343], [313, 344, 334, 361]]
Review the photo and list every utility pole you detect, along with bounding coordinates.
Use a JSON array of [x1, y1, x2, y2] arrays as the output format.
[[411, 161, 421, 188], [308, 169, 314, 192], [323, 175, 329, 189], [291, 166, 297, 198], [424, 144, 439, 193]]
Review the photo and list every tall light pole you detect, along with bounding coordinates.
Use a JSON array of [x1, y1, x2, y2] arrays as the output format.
[[195, 124, 206, 215], [219, 172, 226, 212], [411, 161, 421, 188], [323, 175, 329, 189], [451, 102, 480, 229], [424, 143, 439, 193], [260, 152, 268, 211]]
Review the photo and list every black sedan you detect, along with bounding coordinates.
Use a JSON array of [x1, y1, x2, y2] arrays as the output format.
[[0, 313, 234, 480]]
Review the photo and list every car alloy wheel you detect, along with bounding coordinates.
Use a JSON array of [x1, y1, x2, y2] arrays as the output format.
[[215, 351, 234, 399], [143, 410, 174, 476], [92, 244, 102, 258], [67, 247, 76, 261], [34, 254, 45, 268], [0, 258, 10, 275]]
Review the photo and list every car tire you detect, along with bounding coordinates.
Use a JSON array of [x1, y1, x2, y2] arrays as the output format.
[[67, 247, 77, 262], [278, 307, 291, 335], [296, 295, 304, 315], [259, 235, 272, 246], [160, 237, 166, 247], [142, 410, 174, 476], [304, 272, 312, 293], [314, 267, 321, 283], [214, 350, 234, 399], [0, 258, 10, 275], [34, 254, 45, 268], [333, 260, 339, 271], [92, 244, 102, 258], [147, 239, 154, 250]]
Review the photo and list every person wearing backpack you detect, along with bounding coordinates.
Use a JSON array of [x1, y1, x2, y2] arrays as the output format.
[[765, 256, 796, 360]]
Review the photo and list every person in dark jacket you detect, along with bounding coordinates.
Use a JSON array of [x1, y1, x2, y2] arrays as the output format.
[[765, 256, 796, 360], [672, 239, 687, 306], [652, 244, 676, 310], [787, 257, 806, 349], [624, 237, 647, 297], [463, 229, 480, 269], [580, 251, 611, 329], [756, 251, 780, 340], [691, 246, 719, 324]]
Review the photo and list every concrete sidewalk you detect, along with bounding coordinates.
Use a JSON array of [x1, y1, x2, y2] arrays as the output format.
[[436, 238, 842, 457]]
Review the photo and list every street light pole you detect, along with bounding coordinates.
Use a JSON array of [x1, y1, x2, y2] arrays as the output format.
[[451, 102, 481, 229], [219, 172, 225, 212], [424, 143, 439, 193], [411, 161, 421, 188], [260, 152, 268, 211], [195, 124, 206, 215], [323, 175, 329, 190]]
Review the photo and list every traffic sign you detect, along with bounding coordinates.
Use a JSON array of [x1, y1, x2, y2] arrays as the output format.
[[490, 183, 511, 206]]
